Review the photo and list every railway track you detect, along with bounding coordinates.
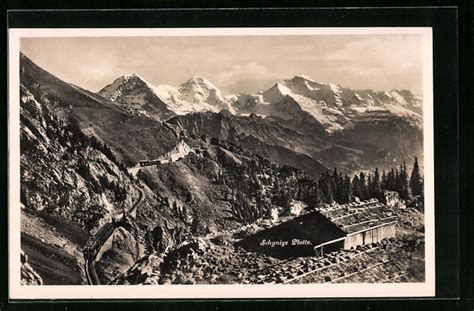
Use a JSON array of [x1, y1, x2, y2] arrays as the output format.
[[83, 187, 144, 285], [85, 259, 101, 285]]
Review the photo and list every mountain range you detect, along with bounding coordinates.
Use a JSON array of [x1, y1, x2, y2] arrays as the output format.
[[99, 73, 422, 134], [98, 71, 423, 174]]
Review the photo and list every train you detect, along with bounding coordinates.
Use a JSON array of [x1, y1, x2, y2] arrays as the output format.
[[139, 159, 161, 167], [83, 222, 116, 260]]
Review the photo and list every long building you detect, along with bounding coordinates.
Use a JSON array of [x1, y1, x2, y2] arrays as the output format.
[[313, 199, 397, 256], [139, 140, 192, 167], [238, 199, 398, 259]]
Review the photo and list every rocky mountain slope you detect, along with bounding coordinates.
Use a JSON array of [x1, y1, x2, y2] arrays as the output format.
[[20, 82, 147, 284], [114, 207, 424, 285], [20, 84, 138, 228], [20, 250, 43, 285], [168, 109, 422, 176], [20, 53, 179, 167], [168, 111, 328, 178], [20, 54, 183, 284]]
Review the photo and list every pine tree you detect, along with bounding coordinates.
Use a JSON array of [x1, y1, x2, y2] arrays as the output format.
[[352, 175, 361, 199], [342, 175, 353, 203], [398, 162, 410, 200], [333, 168, 346, 203], [359, 172, 369, 200], [371, 168, 383, 201], [367, 174, 373, 198], [381, 170, 387, 189], [305, 180, 321, 208], [318, 171, 334, 204], [409, 157, 424, 196], [387, 168, 396, 190]]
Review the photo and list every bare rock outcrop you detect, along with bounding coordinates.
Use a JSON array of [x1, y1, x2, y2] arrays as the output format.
[[20, 250, 43, 285], [384, 190, 406, 209]]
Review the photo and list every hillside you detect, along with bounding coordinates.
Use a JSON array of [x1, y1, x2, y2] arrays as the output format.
[[167, 109, 422, 175], [168, 111, 328, 178], [20, 53, 179, 166], [20, 83, 144, 284]]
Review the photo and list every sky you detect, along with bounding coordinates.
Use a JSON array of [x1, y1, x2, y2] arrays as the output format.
[[21, 35, 423, 95]]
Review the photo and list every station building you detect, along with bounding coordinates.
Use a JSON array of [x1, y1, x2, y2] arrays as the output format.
[[238, 199, 398, 259]]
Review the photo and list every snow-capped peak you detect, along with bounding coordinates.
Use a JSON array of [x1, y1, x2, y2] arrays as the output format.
[[98, 73, 150, 102], [114, 73, 147, 85], [177, 76, 229, 109], [190, 75, 213, 85], [388, 89, 422, 109], [99, 72, 237, 117], [261, 83, 293, 102], [327, 83, 341, 94], [98, 72, 422, 131], [123, 73, 140, 79], [275, 83, 292, 95], [290, 74, 319, 83], [181, 75, 219, 92]]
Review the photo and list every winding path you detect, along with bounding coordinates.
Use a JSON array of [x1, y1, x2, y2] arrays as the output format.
[[84, 187, 144, 285]]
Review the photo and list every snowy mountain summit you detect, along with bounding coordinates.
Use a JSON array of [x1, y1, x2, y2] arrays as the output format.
[[154, 75, 235, 115], [99, 74, 234, 119], [99, 74, 422, 133]]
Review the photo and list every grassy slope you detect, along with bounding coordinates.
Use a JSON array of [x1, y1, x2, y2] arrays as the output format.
[[21, 233, 84, 285], [21, 209, 90, 285]]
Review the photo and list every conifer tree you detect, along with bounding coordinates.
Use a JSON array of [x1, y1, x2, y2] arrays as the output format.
[[342, 175, 353, 203], [352, 175, 362, 199], [387, 168, 396, 190], [409, 157, 424, 196], [371, 168, 383, 201], [359, 172, 369, 200], [381, 170, 387, 189], [318, 171, 334, 204], [332, 168, 344, 203], [398, 162, 410, 200], [367, 174, 373, 198]]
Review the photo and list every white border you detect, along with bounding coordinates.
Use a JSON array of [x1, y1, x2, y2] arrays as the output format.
[[8, 27, 435, 299]]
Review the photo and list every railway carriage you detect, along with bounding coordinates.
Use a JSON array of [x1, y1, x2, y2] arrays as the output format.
[[83, 222, 116, 259]]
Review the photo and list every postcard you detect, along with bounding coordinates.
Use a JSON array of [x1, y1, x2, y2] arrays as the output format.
[[8, 27, 435, 299]]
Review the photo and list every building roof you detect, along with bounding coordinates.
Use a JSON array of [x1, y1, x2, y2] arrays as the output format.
[[317, 199, 398, 235]]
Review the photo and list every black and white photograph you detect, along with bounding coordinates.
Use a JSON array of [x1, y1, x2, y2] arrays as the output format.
[[8, 27, 435, 299]]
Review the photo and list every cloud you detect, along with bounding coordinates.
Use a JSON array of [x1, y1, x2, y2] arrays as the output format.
[[326, 36, 421, 77], [21, 35, 423, 94], [214, 61, 281, 88]]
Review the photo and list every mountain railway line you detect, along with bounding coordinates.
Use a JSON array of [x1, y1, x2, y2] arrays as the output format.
[[83, 187, 144, 285], [84, 259, 100, 285]]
